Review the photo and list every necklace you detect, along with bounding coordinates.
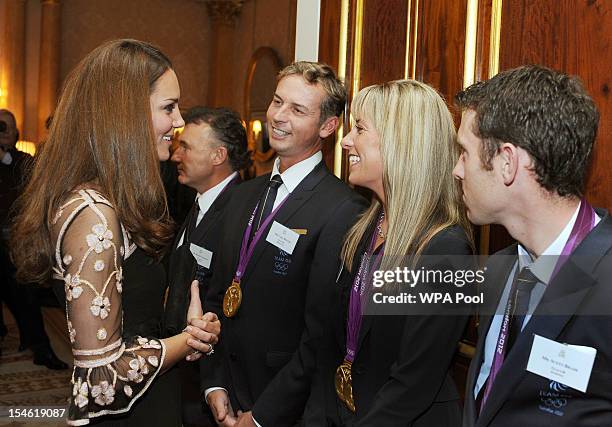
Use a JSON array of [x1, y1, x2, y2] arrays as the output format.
[[377, 212, 386, 239]]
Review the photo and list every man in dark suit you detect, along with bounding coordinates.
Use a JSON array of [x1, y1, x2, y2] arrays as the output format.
[[163, 107, 250, 426], [0, 109, 68, 369], [202, 62, 366, 426], [453, 66, 612, 426]]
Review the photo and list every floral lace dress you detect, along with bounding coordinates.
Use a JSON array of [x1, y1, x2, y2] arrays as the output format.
[[51, 189, 175, 426]]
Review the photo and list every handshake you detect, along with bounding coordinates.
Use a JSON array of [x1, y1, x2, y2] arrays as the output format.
[[206, 389, 257, 427], [183, 280, 255, 426]]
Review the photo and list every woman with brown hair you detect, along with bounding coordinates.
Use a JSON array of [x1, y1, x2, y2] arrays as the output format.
[[11, 39, 219, 426]]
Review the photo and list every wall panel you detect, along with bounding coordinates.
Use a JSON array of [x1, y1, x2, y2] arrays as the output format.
[[318, 0, 343, 171], [318, 0, 342, 70], [415, 0, 468, 108], [498, 0, 612, 210], [474, 0, 492, 82], [358, 0, 408, 89]]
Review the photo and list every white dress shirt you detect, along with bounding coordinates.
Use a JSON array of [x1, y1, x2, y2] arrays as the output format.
[[176, 171, 238, 247], [475, 204, 601, 397], [269, 150, 323, 209], [1, 150, 12, 165]]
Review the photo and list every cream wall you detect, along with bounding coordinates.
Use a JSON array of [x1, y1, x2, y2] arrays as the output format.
[[59, 0, 299, 118], [295, 0, 319, 62], [224, 0, 297, 115], [60, 0, 211, 110], [2, 0, 298, 143], [23, 0, 41, 141]]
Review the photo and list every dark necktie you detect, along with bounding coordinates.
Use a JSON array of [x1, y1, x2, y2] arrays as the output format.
[[254, 174, 283, 232], [184, 199, 200, 245]]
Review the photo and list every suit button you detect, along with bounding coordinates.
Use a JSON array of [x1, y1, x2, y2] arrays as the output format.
[[230, 353, 238, 361]]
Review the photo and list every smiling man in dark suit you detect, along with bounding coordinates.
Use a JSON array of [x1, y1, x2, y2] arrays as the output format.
[[201, 62, 366, 427], [163, 106, 250, 426], [453, 65, 612, 426]]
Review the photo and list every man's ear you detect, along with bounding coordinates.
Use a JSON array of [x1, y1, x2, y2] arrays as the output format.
[[319, 116, 339, 139], [498, 142, 519, 186], [212, 145, 228, 166]]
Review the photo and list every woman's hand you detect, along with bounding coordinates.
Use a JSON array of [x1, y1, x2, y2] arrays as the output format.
[[186, 280, 204, 320], [184, 280, 221, 361]]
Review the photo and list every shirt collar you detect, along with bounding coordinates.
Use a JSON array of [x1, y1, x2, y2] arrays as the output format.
[[271, 151, 322, 193], [517, 202, 581, 284], [196, 171, 238, 213], [1, 150, 13, 165]]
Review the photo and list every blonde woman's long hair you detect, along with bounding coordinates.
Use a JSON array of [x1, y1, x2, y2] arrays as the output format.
[[341, 79, 472, 271]]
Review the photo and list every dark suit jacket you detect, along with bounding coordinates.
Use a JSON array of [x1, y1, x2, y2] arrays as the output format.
[[160, 160, 196, 225], [163, 176, 240, 337], [0, 149, 32, 231], [304, 225, 472, 427], [201, 161, 366, 425], [463, 210, 612, 427]]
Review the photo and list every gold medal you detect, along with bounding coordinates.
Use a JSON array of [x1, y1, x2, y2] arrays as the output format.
[[223, 280, 242, 318], [335, 359, 355, 412]]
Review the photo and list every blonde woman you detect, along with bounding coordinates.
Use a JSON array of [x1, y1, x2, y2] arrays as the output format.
[[308, 80, 473, 426]]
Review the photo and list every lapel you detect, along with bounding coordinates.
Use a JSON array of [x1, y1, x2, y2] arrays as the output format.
[[243, 162, 329, 279], [169, 202, 197, 275], [274, 161, 328, 224], [338, 219, 378, 354], [235, 176, 268, 251], [473, 245, 518, 368], [463, 245, 516, 424], [191, 206, 218, 245], [356, 245, 382, 353], [478, 243, 518, 346], [356, 309, 374, 354], [478, 211, 612, 426], [176, 201, 197, 246], [213, 176, 267, 289], [191, 176, 241, 245], [334, 261, 354, 354], [173, 218, 189, 249]]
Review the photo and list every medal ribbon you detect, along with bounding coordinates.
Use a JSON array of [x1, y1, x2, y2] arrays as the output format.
[[232, 195, 290, 283], [344, 212, 385, 362], [481, 199, 597, 408]]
